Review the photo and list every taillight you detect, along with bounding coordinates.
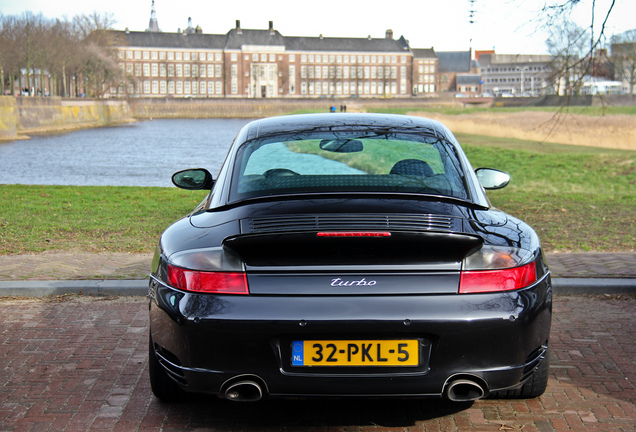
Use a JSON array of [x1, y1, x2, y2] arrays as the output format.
[[167, 264, 248, 294], [165, 247, 248, 294], [459, 246, 538, 294]]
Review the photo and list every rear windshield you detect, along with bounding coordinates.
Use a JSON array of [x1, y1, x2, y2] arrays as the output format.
[[229, 132, 468, 202]]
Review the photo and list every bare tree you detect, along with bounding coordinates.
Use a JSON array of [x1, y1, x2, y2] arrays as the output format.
[[541, 0, 617, 95], [611, 30, 636, 94], [70, 12, 126, 98], [546, 20, 590, 95]]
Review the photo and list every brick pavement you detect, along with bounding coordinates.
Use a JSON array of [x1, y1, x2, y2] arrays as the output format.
[[0, 295, 635, 431]]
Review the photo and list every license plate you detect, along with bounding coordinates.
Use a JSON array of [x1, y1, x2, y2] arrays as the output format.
[[291, 340, 419, 367]]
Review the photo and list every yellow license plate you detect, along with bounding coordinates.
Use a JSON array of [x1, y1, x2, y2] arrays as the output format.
[[291, 340, 419, 366]]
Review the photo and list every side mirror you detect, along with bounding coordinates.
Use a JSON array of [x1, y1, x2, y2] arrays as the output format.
[[475, 168, 510, 190], [172, 168, 215, 190]]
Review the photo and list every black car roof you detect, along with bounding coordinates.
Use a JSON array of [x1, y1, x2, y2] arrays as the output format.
[[242, 114, 452, 142]]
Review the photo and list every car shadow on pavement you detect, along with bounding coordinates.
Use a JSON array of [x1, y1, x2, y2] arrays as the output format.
[[157, 395, 473, 428]]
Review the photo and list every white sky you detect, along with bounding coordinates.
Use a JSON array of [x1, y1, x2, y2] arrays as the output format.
[[0, 0, 633, 54]]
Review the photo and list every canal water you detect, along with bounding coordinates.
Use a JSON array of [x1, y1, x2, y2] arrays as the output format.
[[0, 118, 253, 187]]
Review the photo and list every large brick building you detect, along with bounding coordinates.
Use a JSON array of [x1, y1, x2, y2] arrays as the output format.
[[108, 4, 438, 99]]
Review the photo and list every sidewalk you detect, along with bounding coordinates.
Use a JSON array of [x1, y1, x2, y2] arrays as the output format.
[[0, 251, 635, 296]]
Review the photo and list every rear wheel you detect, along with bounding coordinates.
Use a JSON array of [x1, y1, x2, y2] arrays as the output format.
[[149, 335, 184, 402], [490, 349, 549, 399]]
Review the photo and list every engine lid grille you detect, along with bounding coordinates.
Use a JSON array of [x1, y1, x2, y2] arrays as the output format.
[[242, 214, 458, 234]]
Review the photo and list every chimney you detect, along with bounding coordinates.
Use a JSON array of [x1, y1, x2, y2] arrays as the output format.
[[269, 21, 274, 35], [386, 29, 393, 39], [236, 20, 242, 34]]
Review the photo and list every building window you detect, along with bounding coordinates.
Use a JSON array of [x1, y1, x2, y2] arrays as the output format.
[[208, 65, 214, 77], [126, 50, 133, 59], [289, 54, 295, 62], [184, 64, 191, 77], [143, 81, 150, 93], [167, 52, 174, 60], [215, 65, 222, 78], [184, 52, 190, 61], [231, 53, 237, 61], [216, 81, 222, 95], [168, 81, 174, 94], [176, 52, 182, 60], [151, 64, 158, 77], [289, 65, 296, 94], [176, 64, 182, 77], [152, 81, 158, 93], [160, 81, 166, 94]]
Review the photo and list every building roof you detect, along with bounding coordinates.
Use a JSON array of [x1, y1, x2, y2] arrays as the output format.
[[112, 26, 411, 54], [116, 31, 227, 49], [411, 48, 437, 59], [285, 35, 409, 53], [436, 51, 472, 73], [456, 74, 482, 85]]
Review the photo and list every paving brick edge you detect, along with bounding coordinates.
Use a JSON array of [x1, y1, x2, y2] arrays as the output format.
[[0, 278, 635, 297]]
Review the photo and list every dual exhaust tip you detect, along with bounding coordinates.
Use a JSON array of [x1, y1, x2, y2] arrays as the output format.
[[222, 376, 485, 403]]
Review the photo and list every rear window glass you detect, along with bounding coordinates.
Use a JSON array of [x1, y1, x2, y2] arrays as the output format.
[[230, 133, 468, 202]]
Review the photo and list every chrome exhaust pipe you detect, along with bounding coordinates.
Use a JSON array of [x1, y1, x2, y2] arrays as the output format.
[[224, 380, 263, 402], [445, 379, 485, 402]]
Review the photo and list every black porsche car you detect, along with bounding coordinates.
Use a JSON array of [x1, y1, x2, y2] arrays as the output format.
[[148, 113, 552, 403]]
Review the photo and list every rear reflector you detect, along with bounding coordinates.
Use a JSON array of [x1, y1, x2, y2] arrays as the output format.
[[167, 264, 249, 294], [459, 261, 537, 294], [317, 232, 391, 237]]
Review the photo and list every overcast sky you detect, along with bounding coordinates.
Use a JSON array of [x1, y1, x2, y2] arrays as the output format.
[[0, 0, 633, 54]]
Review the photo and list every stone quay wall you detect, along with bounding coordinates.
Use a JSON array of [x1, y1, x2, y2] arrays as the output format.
[[0, 97, 133, 141]]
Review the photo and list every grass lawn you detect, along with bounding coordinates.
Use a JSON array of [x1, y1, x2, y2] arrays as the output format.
[[1, 132, 634, 254]]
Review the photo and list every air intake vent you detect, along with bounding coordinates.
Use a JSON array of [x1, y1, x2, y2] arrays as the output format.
[[243, 214, 457, 234]]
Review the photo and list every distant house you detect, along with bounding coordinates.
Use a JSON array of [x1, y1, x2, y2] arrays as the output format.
[[435, 50, 480, 95]]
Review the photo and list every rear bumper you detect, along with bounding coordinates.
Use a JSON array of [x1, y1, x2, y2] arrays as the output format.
[[148, 274, 552, 398]]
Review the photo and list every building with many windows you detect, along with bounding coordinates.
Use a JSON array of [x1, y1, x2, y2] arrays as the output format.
[[108, 19, 438, 99], [476, 51, 554, 97]]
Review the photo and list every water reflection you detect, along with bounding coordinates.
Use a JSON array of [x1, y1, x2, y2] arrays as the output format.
[[0, 118, 252, 187]]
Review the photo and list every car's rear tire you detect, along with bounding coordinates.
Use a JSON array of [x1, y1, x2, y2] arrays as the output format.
[[149, 335, 184, 402], [490, 349, 549, 399]]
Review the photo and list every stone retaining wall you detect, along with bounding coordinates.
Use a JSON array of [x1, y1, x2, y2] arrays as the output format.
[[0, 96, 133, 140]]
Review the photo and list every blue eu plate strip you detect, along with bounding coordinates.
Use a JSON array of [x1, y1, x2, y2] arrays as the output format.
[[291, 341, 304, 366]]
